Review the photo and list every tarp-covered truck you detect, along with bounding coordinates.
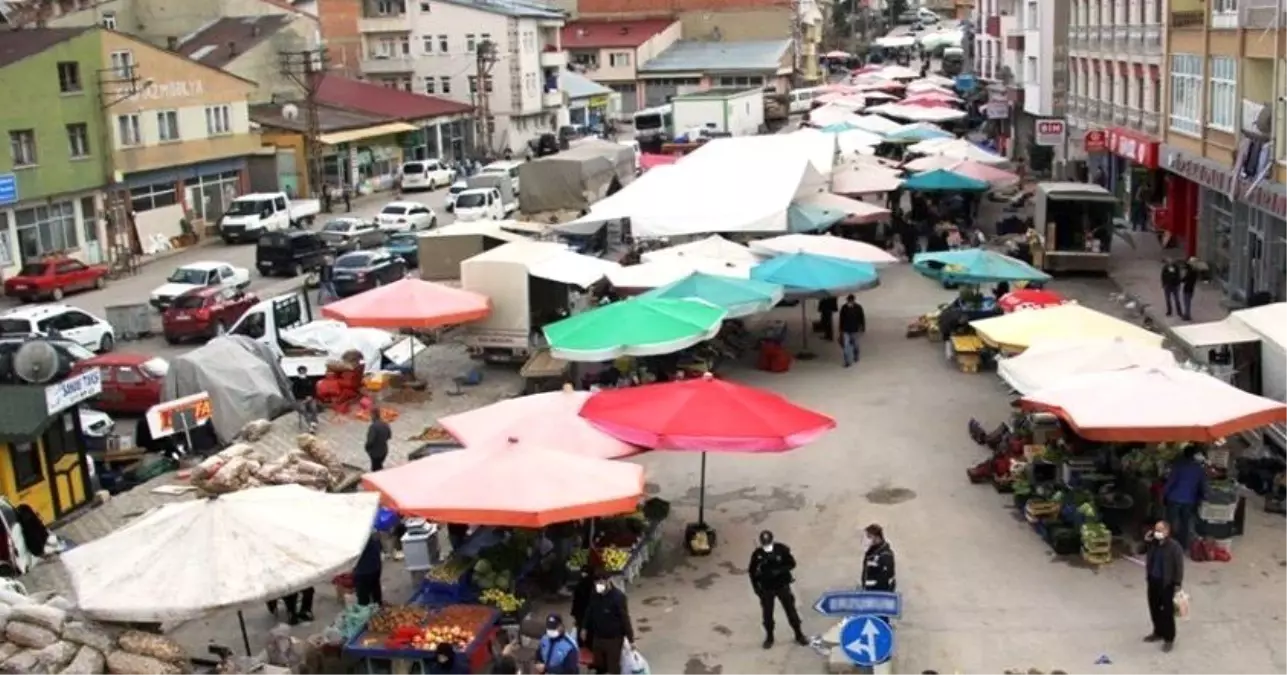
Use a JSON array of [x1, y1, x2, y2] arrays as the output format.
[[1032, 182, 1119, 273], [671, 88, 766, 138], [517, 139, 636, 213]]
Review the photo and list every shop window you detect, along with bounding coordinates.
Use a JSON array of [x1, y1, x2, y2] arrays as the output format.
[[10, 442, 42, 491], [15, 201, 77, 260], [129, 181, 177, 213]]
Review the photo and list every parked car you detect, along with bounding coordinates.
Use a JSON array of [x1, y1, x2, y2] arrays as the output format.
[[445, 180, 468, 212], [0, 304, 115, 352], [70, 352, 167, 415], [317, 217, 385, 253], [256, 230, 333, 279], [453, 187, 508, 222], [400, 159, 456, 191], [150, 261, 250, 310], [162, 287, 259, 344], [3, 257, 109, 302], [385, 233, 420, 268], [0, 334, 95, 384], [375, 201, 437, 233], [331, 249, 408, 297]]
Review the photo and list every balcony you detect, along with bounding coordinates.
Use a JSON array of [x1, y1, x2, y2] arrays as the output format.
[[1240, 0, 1287, 29], [1088, 26, 1101, 47], [1113, 105, 1127, 125], [1143, 111, 1160, 135], [358, 15, 411, 33], [1127, 26, 1143, 50], [1142, 25, 1162, 54], [1113, 26, 1128, 52], [360, 54, 415, 74], [542, 89, 565, 108], [1170, 10, 1205, 28], [1087, 100, 1100, 119], [1127, 107, 1143, 128], [986, 15, 1001, 38], [539, 48, 567, 69]]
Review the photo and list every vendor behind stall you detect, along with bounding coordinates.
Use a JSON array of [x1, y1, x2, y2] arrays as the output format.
[[427, 643, 467, 674]]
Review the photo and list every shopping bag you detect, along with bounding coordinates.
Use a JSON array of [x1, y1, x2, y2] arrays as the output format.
[[1173, 589, 1191, 620], [620, 639, 650, 675]]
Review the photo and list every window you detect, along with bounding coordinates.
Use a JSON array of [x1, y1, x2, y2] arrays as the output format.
[[117, 113, 141, 146], [1025, 0, 1038, 29], [9, 442, 42, 491], [129, 181, 177, 212], [422, 35, 434, 53], [609, 51, 631, 67], [468, 75, 478, 94], [1208, 56, 1236, 132], [375, 0, 403, 15], [66, 123, 89, 158], [205, 105, 231, 135], [399, 76, 412, 92], [466, 34, 476, 53], [1169, 53, 1202, 136], [438, 35, 448, 52], [424, 76, 436, 93], [480, 33, 491, 46], [9, 130, 36, 166], [419, 0, 430, 9], [157, 110, 180, 141], [1026, 56, 1037, 85], [56, 61, 81, 93], [440, 76, 451, 94], [1211, 0, 1236, 27], [100, 10, 116, 29], [109, 50, 133, 78], [14, 201, 77, 260]]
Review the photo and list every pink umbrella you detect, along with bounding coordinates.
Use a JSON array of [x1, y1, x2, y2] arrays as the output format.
[[945, 159, 1020, 186], [903, 91, 961, 104], [640, 153, 679, 172], [439, 385, 641, 459], [851, 65, 884, 75], [900, 98, 956, 109]]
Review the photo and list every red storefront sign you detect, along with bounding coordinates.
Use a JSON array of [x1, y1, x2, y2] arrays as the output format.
[[1084, 130, 1108, 153], [1106, 127, 1159, 168]]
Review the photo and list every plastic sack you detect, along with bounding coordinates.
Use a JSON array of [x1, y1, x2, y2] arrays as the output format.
[[59, 646, 107, 675], [0, 648, 45, 675], [62, 621, 115, 652], [105, 650, 182, 675], [1174, 589, 1190, 620], [6, 621, 59, 649], [619, 639, 650, 675], [0, 590, 31, 607], [12, 604, 67, 633], [34, 641, 77, 670], [117, 631, 186, 663]]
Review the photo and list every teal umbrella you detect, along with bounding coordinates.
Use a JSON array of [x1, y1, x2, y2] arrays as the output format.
[[751, 253, 880, 357], [885, 124, 954, 144], [903, 168, 990, 192], [644, 273, 785, 319], [820, 122, 856, 133], [787, 202, 847, 233], [542, 297, 727, 362], [912, 248, 1052, 285]]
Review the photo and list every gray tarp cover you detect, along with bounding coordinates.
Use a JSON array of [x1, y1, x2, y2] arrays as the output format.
[[518, 139, 635, 213], [162, 335, 293, 443]]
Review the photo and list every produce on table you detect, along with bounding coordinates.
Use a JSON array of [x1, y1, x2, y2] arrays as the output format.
[[410, 425, 455, 442], [566, 548, 590, 571], [368, 605, 432, 634], [472, 558, 513, 591], [479, 589, 524, 613], [426, 557, 471, 583], [412, 605, 495, 652], [599, 546, 630, 573], [411, 624, 474, 653]]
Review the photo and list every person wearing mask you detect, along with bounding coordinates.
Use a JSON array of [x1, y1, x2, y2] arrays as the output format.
[[860, 524, 896, 593], [1160, 259, 1183, 318], [748, 530, 807, 649], [427, 642, 465, 674], [365, 406, 391, 472], [1163, 446, 1206, 549], [534, 614, 579, 674], [817, 295, 837, 341], [1179, 258, 1200, 321], [580, 576, 634, 674], [353, 533, 384, 606], [1143, 520, 1184, 652], [837, 295, 866, 368]]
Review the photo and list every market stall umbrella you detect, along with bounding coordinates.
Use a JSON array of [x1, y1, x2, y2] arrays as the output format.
[[895, 97, 956, 109], [62, 485, 380, 652], [542, 297, 727, 362], [580, 372, 835, 523], [904, 82, 958, 96], [440, 385, 639, 459], [817, 93, 868, 110], [885, 122, 954, 144], [942, 159, 1021, 187], [750, 233, 898, 265], [902, 90, 962, 103], [362, 437, 645, 526], [643, 272, 785, 319], [998, 288, 1067, 312], [831, 165, 905, 195], [850, 114, 905, 134], [909, 74, 956, 88], [640, 234, 761, 267], [971, 304, 1165, 352], [903, 154, 960, 172], [751, 252, 879, 356], [912, 248, 1051, 284], [867, 103, 968, 123], [934, 139, 1009, 164], [877, 64, 921, 79], [997, 338, 1177, 394], [320, 277, 491, 329], [824, 50, 852, 59], [905, 137, 957, 157], [1017, 367, 1287, 442], [796, 192, 892, 225], [903, 168, 990, 192], [607, 257, 751, 289]]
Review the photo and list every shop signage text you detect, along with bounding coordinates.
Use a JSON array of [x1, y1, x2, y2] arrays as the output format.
[[1034, 119, 1066, 147], [45, 367, 103, 416], [0, 173, 17, 206], [139, 80, 206, 101], [1163, 147, 1287, 220], [1106, 128, 1158, 169], [1084, 130, 1107, 153], [588, 95, 611, 108], [147, 391, 213, 439]]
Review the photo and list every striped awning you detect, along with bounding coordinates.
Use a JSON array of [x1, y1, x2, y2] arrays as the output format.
[[318, 122, 418, 145]]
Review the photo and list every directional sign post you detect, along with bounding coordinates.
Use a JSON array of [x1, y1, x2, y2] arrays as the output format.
[[839, 615, 894, 667], [0, 174, 17, 207], [813, 590, 901, 618]]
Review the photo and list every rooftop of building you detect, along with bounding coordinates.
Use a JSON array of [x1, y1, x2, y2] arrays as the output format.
[[316, 75, 473, 120], [249, 101, 393, 133], [560, 18, 675, 49], [175, 15, 296, 68], [561, 69, 612, 99], [638, 39, 791, 74], [0, 26, 91, 70]]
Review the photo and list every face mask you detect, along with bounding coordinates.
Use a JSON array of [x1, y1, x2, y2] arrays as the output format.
[[761, 543, 773, 553], [438, 658, 449, 665], [546, 629, 560, 638], [1153, 530, 1167, 540], [860, 537, 872, 550], [595, 583, 607, 593]]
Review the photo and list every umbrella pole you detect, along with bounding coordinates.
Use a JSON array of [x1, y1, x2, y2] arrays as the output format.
[[237, 610, 252, 656], [697, 452, 708, 525], [796, 301, 816, 360]]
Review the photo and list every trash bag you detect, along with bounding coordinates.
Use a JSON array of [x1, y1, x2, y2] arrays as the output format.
[[619, 639, 649, 675]]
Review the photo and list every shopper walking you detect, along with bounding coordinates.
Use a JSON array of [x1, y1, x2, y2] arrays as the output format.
[[1143, 520, 1184, 652], [365, 406, 391, 472], [748, 530, 808, 649], [837, 295, 866, 367], [1163, 446, 1206, 549], [580, 575, 634, 674], [353, 533, 384, 606], [1180, 258, 1200, 321], [1160, 259, 1183, 317], [817, 295, 837, 341]]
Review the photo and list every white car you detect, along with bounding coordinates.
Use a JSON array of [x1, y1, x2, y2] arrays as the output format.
[[445, 180, 469, 212], [150, 261, 250, 310], [453, 187, 509, 222], [0, 304, 116, 352], [400, 159, 456, 191], [376, 201, 437, 233]]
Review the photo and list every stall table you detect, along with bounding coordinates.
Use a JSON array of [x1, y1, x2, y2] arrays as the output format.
[[344, 604, 501, 674]]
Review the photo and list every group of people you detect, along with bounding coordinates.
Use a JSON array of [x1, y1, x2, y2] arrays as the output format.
[[1160, 257, 1203, 321]]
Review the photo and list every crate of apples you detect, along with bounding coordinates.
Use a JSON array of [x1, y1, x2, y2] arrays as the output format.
[[410, 624, 474, 652]]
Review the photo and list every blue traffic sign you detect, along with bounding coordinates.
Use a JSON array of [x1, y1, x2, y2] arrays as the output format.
[[840, 615, 894, 667], [813, 590, 901, 618], [0, 174, 16, 206]]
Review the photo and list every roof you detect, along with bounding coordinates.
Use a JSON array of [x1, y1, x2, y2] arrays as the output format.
[[80, 352, 154, 367], [639, 39, 792, 74], [674, 87, 760, 99], [0, 27, 91, 70], [562, 70, 612, 100], [176, 15, 295, 69], [436, 0, 564, 19], [561, 19, 675, 49], [0, 385, 60, 442], [316, 75, 472, 120], [250, 101, 395, 133]]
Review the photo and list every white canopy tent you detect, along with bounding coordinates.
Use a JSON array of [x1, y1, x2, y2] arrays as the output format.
[[835, 128, 886, 155], [850, 114, 905, 135], [640, 234, 762, 266], [796, 192, 892, 224], [607, 258, 752, 289], [868, 104, 968, 123], [997, 339, 1178, 394], [874, 35, 917, 48]]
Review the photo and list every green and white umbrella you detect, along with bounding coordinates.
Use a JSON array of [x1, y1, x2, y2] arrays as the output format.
[[543, 297, 727, 362]]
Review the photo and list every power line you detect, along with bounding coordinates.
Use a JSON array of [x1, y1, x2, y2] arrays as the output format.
[[279, 48, 330, 198]]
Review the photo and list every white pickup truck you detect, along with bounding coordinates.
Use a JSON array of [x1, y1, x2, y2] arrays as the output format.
[[218, 192, 321, 244]]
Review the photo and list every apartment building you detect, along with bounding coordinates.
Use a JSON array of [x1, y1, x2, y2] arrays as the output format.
[[561, 18, 680, 113], [1159, 0, 1285, 304], [317, 0, 569, 154]]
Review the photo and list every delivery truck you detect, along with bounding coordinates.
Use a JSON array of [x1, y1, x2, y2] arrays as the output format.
[[670, 88, 766, 138]]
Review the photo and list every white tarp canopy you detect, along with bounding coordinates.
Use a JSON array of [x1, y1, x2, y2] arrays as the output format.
[[420, 220, 532, 244], [997, 338, 1178, 394], [641, 234, 762, 266], [1176, 302, 1287, 349], [787, 128, 841, 176], [850, 114, 905, 135], [795, 192, 892, 225], [607, 258, 752, 288], [61, 485, 380, 622], [868, 103, 968, 123], [750, 232, 897, 264], [809, 105, 866, 128], [464, 240, 620, 287], [835, 128, 885, 155]]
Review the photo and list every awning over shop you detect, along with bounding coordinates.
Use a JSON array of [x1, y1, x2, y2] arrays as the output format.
[[318, 122, 418, 145]]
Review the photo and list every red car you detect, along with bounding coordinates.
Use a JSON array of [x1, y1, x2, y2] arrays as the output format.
[[4, 257, 109, 302], [71, 352, 168, 415], [162, 286, 259, 343]]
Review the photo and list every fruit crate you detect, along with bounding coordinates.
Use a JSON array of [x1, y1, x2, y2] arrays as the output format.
[[344, 604, 500, 673], [421, 565, 477, 603]]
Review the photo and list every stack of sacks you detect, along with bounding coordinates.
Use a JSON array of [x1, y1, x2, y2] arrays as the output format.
[[190, 434, 348, 496]]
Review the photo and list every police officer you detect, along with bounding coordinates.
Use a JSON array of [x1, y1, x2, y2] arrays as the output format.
[[748, 530, 807, 649], [861, 524, 896, 592]]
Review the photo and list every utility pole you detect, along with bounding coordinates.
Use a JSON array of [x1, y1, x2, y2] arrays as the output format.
[[279, 48, 330, 199], [472, 40, 498, 154], [96, 61, 143, 276], [788, 0, 803, 86]]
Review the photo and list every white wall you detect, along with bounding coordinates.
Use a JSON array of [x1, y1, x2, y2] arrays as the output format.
[[1021, 0, 1053, 116], [110, 102, 252, 149]]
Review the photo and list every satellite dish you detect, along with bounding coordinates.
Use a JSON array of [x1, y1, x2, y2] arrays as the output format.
[[282, 103, 300, 120], [14, 340, 62, 384]]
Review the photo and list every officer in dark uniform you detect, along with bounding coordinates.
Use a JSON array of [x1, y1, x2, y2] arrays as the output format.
[[861, 524, 896, 592], [747, 530, 808, 649]]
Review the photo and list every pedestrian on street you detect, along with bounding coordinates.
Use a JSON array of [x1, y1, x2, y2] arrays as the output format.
[[580, 575, 634, 674], [343, 187, 352, 213], [817, 295, 837, 341], [860, 524, 896, 593], [365, 405, 391, 472], [534, 614, 580, 674], [1143, 520, 1184, 652], [1180, 258, 1200, 321], [748, 530, 808, 649], [1160, 259, 1183, 317], [1163, 446, 1206, 549], [353, 533, 384, 606], [837, 294, 866, 367]]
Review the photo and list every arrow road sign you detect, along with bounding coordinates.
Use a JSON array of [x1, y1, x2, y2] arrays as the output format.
[[840, 615, 894, 667], [813, 590, 901, 618]]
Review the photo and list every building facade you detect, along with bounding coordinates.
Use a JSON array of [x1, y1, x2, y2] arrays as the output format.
[[36, 0, 306, 48], [561, 19, 680, 113], [636, 39, 792, 109], [176, 13, 322, 104], [0, 28, 109, 278]]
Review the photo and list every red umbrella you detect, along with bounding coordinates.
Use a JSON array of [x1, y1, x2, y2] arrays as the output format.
[[580, 373, 835, 524], [999, 288, 1067, 313]]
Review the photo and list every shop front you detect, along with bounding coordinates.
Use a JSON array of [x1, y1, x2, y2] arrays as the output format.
[[568, 94, 613, 130], [1161, 144, 1287, 304], [402, 113, 475, 163], [0, 192, 106, 275], [318, 123, 418, 194], [1103, 127, 1163, 223]]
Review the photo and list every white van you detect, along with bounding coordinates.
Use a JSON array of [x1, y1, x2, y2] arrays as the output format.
[[788, 87, 825, 114], [400, 159, 455, 191], [453, 187, 511, 222], [479, 160, 523, 195]]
